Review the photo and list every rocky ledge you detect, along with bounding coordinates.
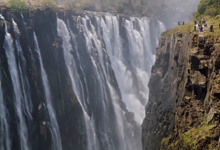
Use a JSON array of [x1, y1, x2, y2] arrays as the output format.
[[142, 30, 220, 149]]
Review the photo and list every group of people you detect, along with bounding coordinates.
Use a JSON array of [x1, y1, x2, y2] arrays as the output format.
[[194, 19, 204, 32]]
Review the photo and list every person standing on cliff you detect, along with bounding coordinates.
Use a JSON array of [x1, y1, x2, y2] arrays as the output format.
[[195, 19, 197, 25], [195, 23, 198, 31]]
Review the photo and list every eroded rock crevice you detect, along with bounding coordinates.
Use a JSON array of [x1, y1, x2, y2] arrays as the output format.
[[142, 31, 220, 149]]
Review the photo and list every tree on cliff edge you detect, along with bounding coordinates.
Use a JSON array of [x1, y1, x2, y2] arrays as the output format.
[[7, 0, 27, 14]]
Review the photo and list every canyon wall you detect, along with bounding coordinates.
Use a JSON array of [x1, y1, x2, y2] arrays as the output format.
[[142, 28, 220, 149], [0, 5, 165, 150]]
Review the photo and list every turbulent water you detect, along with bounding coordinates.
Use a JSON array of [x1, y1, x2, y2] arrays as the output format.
[[0, 12, 165, 150]]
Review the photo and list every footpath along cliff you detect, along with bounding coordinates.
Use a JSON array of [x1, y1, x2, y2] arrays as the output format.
[[142, 21, 220, 149]]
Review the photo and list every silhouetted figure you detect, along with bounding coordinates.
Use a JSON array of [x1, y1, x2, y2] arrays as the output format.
[[182, 22, 185, 25], [210, 25, 214, 32], [195, 19, 197, 25], [178, 22, 180, 25]]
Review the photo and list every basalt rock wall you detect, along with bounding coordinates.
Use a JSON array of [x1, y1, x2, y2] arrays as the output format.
[[0, 5, 165, 150], [0, 6, 85, 150], [142, 31, 192, 150], [142, 29, 220, 149]]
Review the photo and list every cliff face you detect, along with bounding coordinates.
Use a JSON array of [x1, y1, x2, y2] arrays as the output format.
[[142, 29, 220, 149], [0, 5, 165, 150], [1, 6, 85, 150]]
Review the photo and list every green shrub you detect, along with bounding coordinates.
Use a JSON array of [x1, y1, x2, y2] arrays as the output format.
[[193, 11, 202, 20], [161, 137, 169, 145], [7, 0, 27, 14], [205, 7, 219, 17], [197, 0, 220, 17]]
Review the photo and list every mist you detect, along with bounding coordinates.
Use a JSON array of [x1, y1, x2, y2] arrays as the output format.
[[159, 0, 201, 29], [53, 0, 200, 29]]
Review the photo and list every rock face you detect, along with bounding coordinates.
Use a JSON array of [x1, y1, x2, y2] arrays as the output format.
[[142, 29, 220, 149], [0, 6, 85, 150], [0, 5, 165, 150]]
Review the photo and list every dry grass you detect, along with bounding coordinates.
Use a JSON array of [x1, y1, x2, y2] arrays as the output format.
[[160, 21, 195, 39], [203, 15, 220, 36]]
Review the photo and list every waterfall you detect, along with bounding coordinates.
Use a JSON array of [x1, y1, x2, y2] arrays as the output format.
[[0, 74, 10, 150], [159, 21, 166, 34], [56, 13, 166, 150], [0, 11, 165, 150], [3, 18, 29, 150], [21, 15, 37, 72], [0, 20, 11, 148], [57, 18, 99, 150], [12, 19, 33, 120], [100, 16, 154, 124], [33, 32, 62, 150], [79, 15, 140, 150], [0, 14, 11, 150]]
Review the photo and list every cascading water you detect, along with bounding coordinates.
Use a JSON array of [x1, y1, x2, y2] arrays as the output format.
[[0, 18, 11, 148], [21, 14, 37, 71], [57, 18, 99, 150], [33, 32, 62, 150], [0, 11, 165, 150], [12, 19, 33, 120], [80, 15, 141, 150], [56, 13, 165, 150], [0, 73, 10, 150], [3, 18, 30, 150], [100, 15, 154, 124]]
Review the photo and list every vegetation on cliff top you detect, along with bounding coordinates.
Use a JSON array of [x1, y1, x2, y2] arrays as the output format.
[[194, 0, 220, 18], [7, 0, 27, 14], [43, 0, 168, 17], [160, 0, 220, 41], [4, 0, 167, 16], [4, 0, 198, 18]]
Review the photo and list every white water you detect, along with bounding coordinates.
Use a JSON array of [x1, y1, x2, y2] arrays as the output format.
[[57, 18, 100, 150], [3, 19, 29, 150], [0, 79, 10, 150], [156, 21, 166, 46], [100, 15, 164, 125], [81, 16, 139, 150], [12, 19, 33, 120], [0, 14, 11, 150], [1, 12, 165, 150], [0, 80, 10, 150], [21, 15, 37, 72], [33, 32, 62, 150], [0, 62, 11, 150], [57, 14, 163, 150]]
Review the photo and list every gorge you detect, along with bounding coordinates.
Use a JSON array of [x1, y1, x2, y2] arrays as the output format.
[[0, 6, 166, 150]]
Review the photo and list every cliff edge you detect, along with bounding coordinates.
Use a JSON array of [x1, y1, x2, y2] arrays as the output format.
[[142, 22, 220, 149]]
